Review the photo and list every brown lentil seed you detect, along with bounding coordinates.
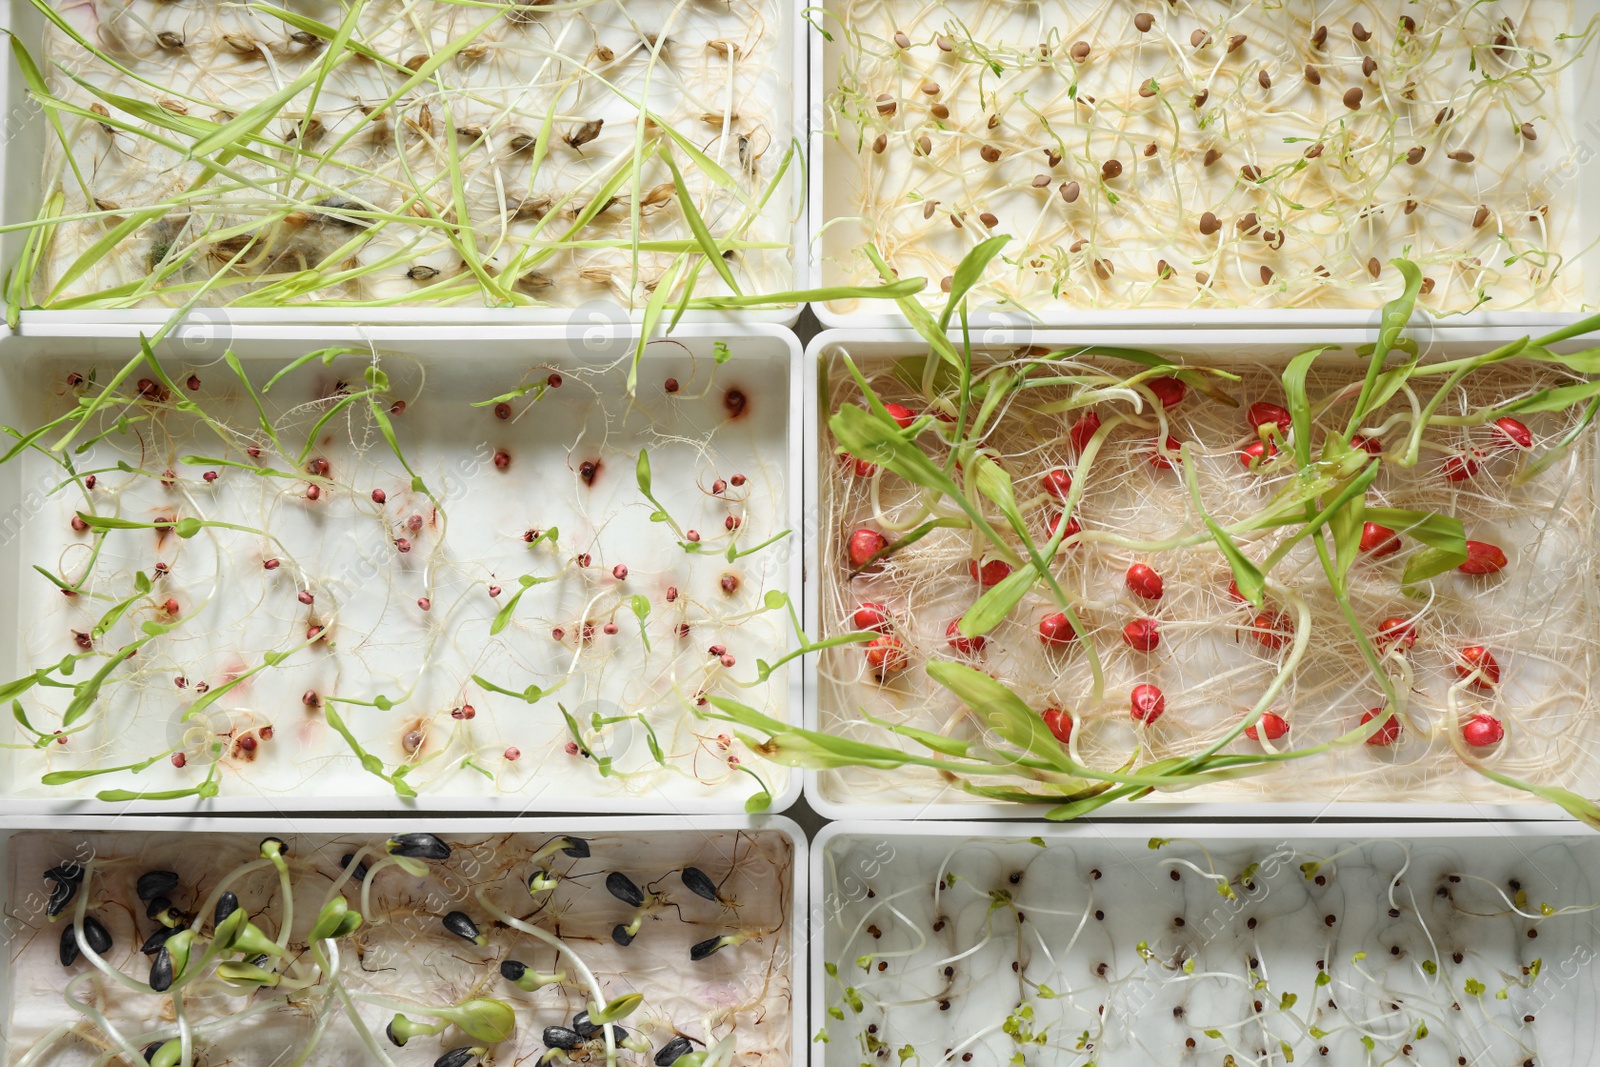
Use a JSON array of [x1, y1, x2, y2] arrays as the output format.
[[1190, 28, 1210, 48], [1199, 211, 1221, 235], [980, 145, 1001, 163], [1258, 68, 1271, 89], [1406, 146, 1425, 165], [1449, 150, 1475, 163], [1102, 159, 1123, 180], [980, 211, 999, 227], [1060, 181, 1080, 203], [1305, 64, 1322, 85], [1344, 87, 1363, 110], [1134, 12, 1154, 32], [1363, 55, 1377, 78], [1070, 41, 1090, 62], [1473, 205, 1490, 228], [1228, 33, 1247, 53], [1352, 21, 1370, 41]]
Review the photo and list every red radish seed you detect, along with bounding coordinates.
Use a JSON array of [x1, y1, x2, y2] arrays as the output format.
[[1359, 522, 1401, 557], [1049, 513, 1082, 543], [719, 653, 735, 668], [721, 573, 740, 594], [946, 619, 986, 654], [505, 747, 521, 761], [854, 603, 891, 631], [1042, 468, 1073, 499], [603, 622, 619, 635], [302, 690, 320, 707], [850, 455, 877, 477], [1124, 617, 1161, 651], [495, 402, 512, 419], [552, 627, 565, 640], [1492, 417, 1533, 449], [1150, 435, 1182, 470], [865, 635, 908, 673], [547, 372, 562, 388], [1038, 612, 1077, 647], [494, 450, 511, 469], [308, 457, 329, 476], [677, 623, 691, 638], [1350, 435, 1382, 454], [1147, 376, 1186, 408], [136, 378, 164, 400], [54, 732, 67, 745], [1462, 713, 1504, 747], [202, 470, 218, 483], [712, 479, 728, 494], [1459, 540, 1508, 575], [731, 474, 746, 487], [163, 598, 180, 616], [1245, 712, 1289, 741], [1041, 707, 1073, 744], [666, 586, 679, 602], [687, 529, 701, 542], [171, 753, 186, 768], [1126, 563, 1164, 600], [969, 558, 1013, 586], [1068, 411, 1102, 451], [565, 741, 581, 755], [1362, 707, 1402, 745], [372, 489, 387, 503], [186, 374, 201, 391], [1227, 579, 1245, 602], [406, 513, 424, 532], [390, 401, 405, 415], [725, 515, 742, 531], [849, 528, 889, 568], [1247, 401, 1291, 432], [396, 537, 411, 553], [417, 597, 431, 611], [73, 631, 92, 650], [255, 725, 273, 740], [66, 372, 85, 388], [154, 562, 170, 577], [579, 460, 599, 484], [665, 378, 680, 393], [84, 476, 95, 489], [460, 704, 475, 719], [1376, 617, 1417, 650], [523, 529, 538, 543], [70, 515, 88, 532], [308, 625, 325, 641], [613, 564, 629, 580], [1130, 684, 1165, 723], [577, 553, 592, 567], [488, 585, 501, 597], [305, 485, 321, 501], [298, 590, 314, 605], [1455, 646, 1500, 688], [162, 468, 177, 487], [1443, 453, 1481, 482], [1249, 611, 1292, 650], [883, 403, 916, 428], [709, 644, 728, 656], [1240, 440, 1277, 470], [247, 446, 263, 459]]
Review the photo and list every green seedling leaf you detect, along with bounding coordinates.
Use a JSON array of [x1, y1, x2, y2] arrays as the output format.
[[958, 562, 1037, 637], [937, 234, 1012, 331]]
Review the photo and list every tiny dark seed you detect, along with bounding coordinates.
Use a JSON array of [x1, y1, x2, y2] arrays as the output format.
[[980, 145, 1001, 163], [1305, 142, 1325, 159], [1473, 205, 1490, 228], [1312, 25, 1328, 48], [1101, 159, 1122, 180], [1449, 150, 1475, 163], [1260, 266, 1274, 284], [930, 103, 949, 120], [1258, 68, 1271, 89], [1170, 870, 1180, 881], [1305, 64, 1321, 85], [1200, 212, 1220, 236], [893, 31, 910, 49], [1190, 29, 1209, 48], [1404, 199, 1418, 214], [1521, 122, 1537, 141], [1060, 181, 1080, 203], [1352, 21, 1370, 41], [1241, 164, 1262, 182], [1363, 55, 1377, 78], [875, 94, 896, 116], [1368, 257, 1381, 278], [1228, 33, 1247, 53], [1134, 12, 1153, 32], [1193, 89, 1210, 108], [1069, 41, 1090, 62], [1344, 87, 1363, 110], [1204, 147, 1222, 166], [980, 212, 999, 227], [1406, 146, 1425, 165]]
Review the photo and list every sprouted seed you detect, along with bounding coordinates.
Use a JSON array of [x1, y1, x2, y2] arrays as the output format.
[[7, 828, 793, 1067], [819, 0, 1598, 314]]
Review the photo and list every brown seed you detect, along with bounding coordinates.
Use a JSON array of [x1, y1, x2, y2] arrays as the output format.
[[894, 31, 910, 48], [1094, 258, 1113, 279], [1260, 266, 1275, 284], [1156, 259, 1173, 278], [1070, 41, 1090, 62], [405, 54, 428, 71], [876, 94, 896, 116], [1190, 28, 1210, 48], [920, 81, 940, 95], [1134, 12, 1154, 32], [930, 103, 949, 120], [1343, 87, 1363, 110], [1352, 21, 1370, 41], [1138, 80, 1157, 98], [1199, 211, 1221, 235], [1314, 264, 1331, 277], [1420, 277, 1436, 295], [936, 35, 953, 52], [1473, 205, 1490, 228], [950, 213, 963, 229], [980, 212, 999, 227], [1400, 82, 1417, 100], [1258, 68, 1271, 89], [987, 114, 1001, 129], [1060, 181, 1080, 203], [1435, 107, 1455, 126], [940, 275, 953, 293], [980, 145, 1001, 163], [1070, 239, 1086, 253], [1520, 122, 1537, 141], [1238, 211, 1260, 234], [1032, 174, 1051, 188], [917, 134, 932, 155], [1406, 146, 1425, 165], [1241, 164, 1263, 182], [1305, 64, 1322, 85], [1312, 25, 1328, 49], [1143, 141, 1158, 157], [1448, 150, 1475, 163], [564, 118, 603, 149], [1045, 149, 1062, 167], [1196, 271, 1211, 286], [1401, 16, 1417, 33], [1404, 199, 1418, 214], [1368, 257, 1381, 278], [923, 200, 939, 220], [1101, 159, 1123, 180], [1204, 147, 1222, 166], [1193, 89, 1209, 108], [1362, 55, 1377, 78], [1228, 33, 1247, 53], [872, 133, 887, 154], [1305, 142, 1325, 159]]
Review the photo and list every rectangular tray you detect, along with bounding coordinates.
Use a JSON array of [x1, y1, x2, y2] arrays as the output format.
[[0, 814, 805, 1067], [807, 0, 1600, 330], [811, 821, 1600, 1067], [0, 324, 802, 814], [0, 0, 809, 326], [803, 328, 1600, 821]]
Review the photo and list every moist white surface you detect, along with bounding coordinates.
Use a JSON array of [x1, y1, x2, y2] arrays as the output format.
[[5, 827, 795, 1067], [1, 342, 792, 806], [820, 831, 1600, 1065]]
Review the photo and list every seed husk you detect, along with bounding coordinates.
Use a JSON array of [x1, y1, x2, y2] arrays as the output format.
[[222, 32, 260, 55], [290, 30, 322, 46], [1473, 205, 1490, 228], [59, 917, 113, 967], [1143, 141, 1157, 157], [388, 832, 452, 860], [979, 211, 999, 227], [1311, 25, 1328, 49], [1094, 258, 1113, 279], [1059, 181, 1080, 203], [1032, 174, 1050, 188], [137, 871, 180, 902], [936, 35, 953, 52], [1304, 142, 1325, 159], [1196, 271, 1211, 286], [893, 31, 910, 49], [1138, 79, 1157, 98], [923, 200, 939, 220], [872, 133, 887, 154], [545, 1027, 585, 1050], [920, 81, 939, 95], [405, 54, 429, 71], [1192, 89, 1209, 108], [916, 134, 932, 155], [1406, 146, 1425, 165], [1400, 15, 1417, 33], [1435, 107, 1454, 126], [1134, 12, 1154, 31], [656, 1036, 694, 1066], [443, 911, 484, 944], [1362, 55, 1377, 78], [508, 132, 538, 153], [506, 195, 551, 220], [1241, 164, 1262, 182], [1203, 147, 1222, 166], [1352, 21, 1370, 41], [1199, 211, 1221, 235], [1238, 212, 1260, 234], [1101, 159, 1122, 180], [1069, 41, 1090, 62], [436, 1050, 480, 1067], [564, 119, 603, 149], [1258, 68, 1271, 89], [690, 934, 731, 960], [1304, 64, 1321, 85], [341, 853, 372, 881], [1420, 277, 1436, 294], [45, 866, 83, 917], [940, 275, 953, 292], [1520, 122, 1537, 141], [1155, 259, 1173, 279], [1448, 150, 1475, 163], [607, 871, 646, 907], [1343, 87, 1363, 110], [1368, 257, 1381, 278], [1404, 199, 1418, 215], [930, 103, 949, 120], [1045, 148, 1062, 167], [612, 924, 636, 946], [707, 39, 742, 59], [1190, 29, 1210, 48], [682, 866, 721, 901], [150, 946, 175, 992], [980, 145, 1001, 163], [1260, 266, 1274, 284], [157, 31, 184, 49], [875, 94, 896, 116], [1228, 33, 1247, 53]]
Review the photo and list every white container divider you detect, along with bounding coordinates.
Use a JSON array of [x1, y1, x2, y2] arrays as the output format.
[[803, 328, 1600, 822], [807, 1, 1600, 331], [0, 814, 807, 1067], [0, 0, 809, 327], [812, 820, 1600, 1067], [0, 325, 803, 815]]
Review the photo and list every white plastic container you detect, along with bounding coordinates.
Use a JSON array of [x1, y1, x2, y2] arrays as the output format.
[[0, 814, 806, 1067], [0, 0, 809, 327], [812, 821, 1600, 1067], [808, 1, 1600, 330], [803, 328, 1600, 821], [0, 324, 802, 814]]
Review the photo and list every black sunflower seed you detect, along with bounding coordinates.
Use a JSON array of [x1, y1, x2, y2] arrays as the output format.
[[606, 872, 644, 907], [501, 959, 527, 981], [655, 1037, 694, 1065], [435, 1049, 479, 1067], [215, 891, 240, 925], [560, 836, 591, 858], [146, 896, 172, 920], [612, 924, 636, 946], [690, 935, 726, 961], [442, 911, 481, 943], [681, 867, 719, 902], [340, 853, 371, 881], [573, 1011, 598, 1037], [388, 833, 451, 861], [46, 878, 79, 918], [136, 871, 179, 902], [544, 1026, 584, 1050], [150, 946, 175, 991], [141, 926, 180, 955], [259, 836, 288, 857]]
